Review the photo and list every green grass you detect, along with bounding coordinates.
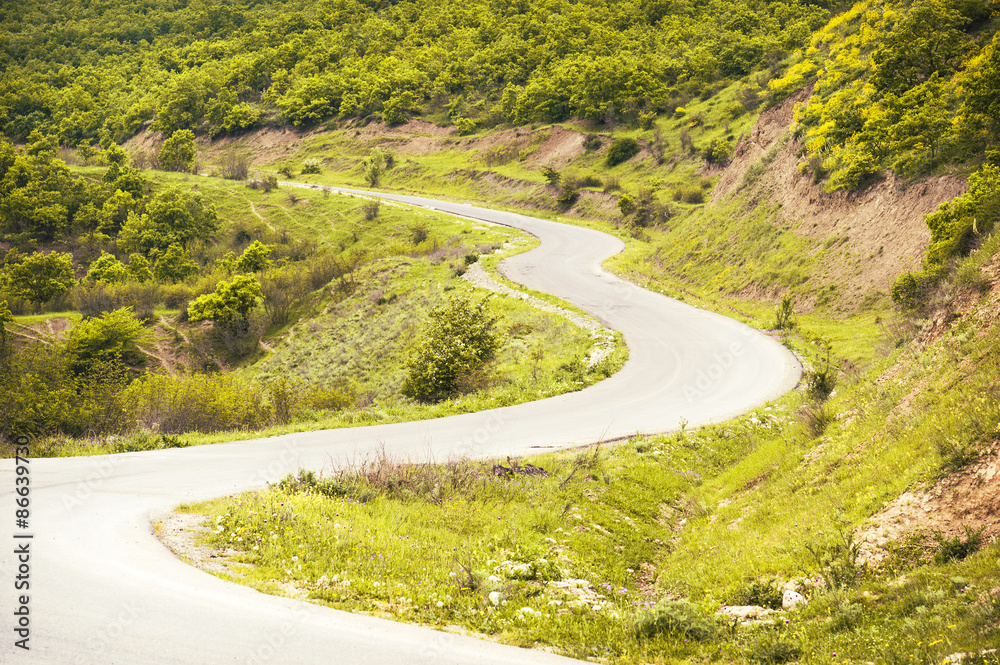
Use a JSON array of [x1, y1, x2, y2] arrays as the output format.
[[11, 310, 82, 327]]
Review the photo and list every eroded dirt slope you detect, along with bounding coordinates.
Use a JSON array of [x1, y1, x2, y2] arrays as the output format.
[[715, 86, 968, 306]]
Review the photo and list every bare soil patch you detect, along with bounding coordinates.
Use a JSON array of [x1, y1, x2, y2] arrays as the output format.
[[857, 446, 1000, 566], [156, 512, 237, 576]]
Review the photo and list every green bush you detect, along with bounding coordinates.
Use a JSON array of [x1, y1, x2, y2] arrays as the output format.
[[159, 129, 197, 173], [402, 294, 503, 402], [634, 600, 719, 641], [606, 138, 641, 167], [890, 270, 935, 311], [734, 579, 784, 610], [583, 135, 603, 152], [933, 525, 986, 564], [702, 138, 734, 165], [66, 307, 152, 373], [125, 373, 272, 433], [301, 157, 321, 175]]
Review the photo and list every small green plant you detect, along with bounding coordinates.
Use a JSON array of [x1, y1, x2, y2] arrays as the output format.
[[301, 157, 322, 174], [606, 138, 640, 167], [773, 295, 795, 330], [362, 198, 381, 220], [933, 524, 986, 564], [363, 148, 387, 187], [805, 524, 866, 591], [806, 346, 836, 401], [634, 600, 719, 641], [540, 165, 561, 186], [744, 629, 801, 663], [734, 578, 784, 609]]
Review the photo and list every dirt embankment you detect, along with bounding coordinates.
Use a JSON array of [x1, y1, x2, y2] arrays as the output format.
[[716, 86, 968, 307], [856, 256, 1000, 564]]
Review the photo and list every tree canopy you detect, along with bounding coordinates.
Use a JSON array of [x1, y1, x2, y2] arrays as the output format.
[[0, 0, 833, 142]]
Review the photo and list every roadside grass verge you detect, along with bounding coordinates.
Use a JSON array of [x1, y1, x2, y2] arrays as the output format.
[[176, 290, 1000, 662]]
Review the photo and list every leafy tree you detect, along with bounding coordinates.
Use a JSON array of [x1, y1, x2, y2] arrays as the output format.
[[98, 190, 140, 235], [25, 129, 57, 159], [236, 241, 273, 273], [153, 244, 200, 283], [66, 307, 152, 373], [125, 254, 153, 283], [86, 252, 129, 284], [961, 33, 1000, 141], [871, 0, 970, 94], [2, 251, 76, 310], [223, 103, 262, 135], [402, 294, 502, 402], [159, 129, 197, 173], [152, 72, 213, 134], [118, 188, 217, 254], [891, 76, 953, 162], [924, 164, 1000, 267], [76, 142, 96, 164], [0, 150, 77, 241], [0, 299, 13, 361], [101, 143, 129, 167], [188, 274, 263, 333]]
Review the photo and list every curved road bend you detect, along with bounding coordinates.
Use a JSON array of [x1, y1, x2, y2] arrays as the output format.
[[1, 190, 800, 664]]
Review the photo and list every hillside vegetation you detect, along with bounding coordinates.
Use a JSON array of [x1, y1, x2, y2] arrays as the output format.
[[2, 0, 832, 142]]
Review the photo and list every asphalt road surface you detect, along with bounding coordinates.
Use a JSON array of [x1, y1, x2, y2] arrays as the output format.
[[0, 190, 801, 664]]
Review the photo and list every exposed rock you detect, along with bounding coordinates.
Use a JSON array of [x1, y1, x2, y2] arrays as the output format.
[[718, 605, 776, 622], [782, 590, 806, 610]]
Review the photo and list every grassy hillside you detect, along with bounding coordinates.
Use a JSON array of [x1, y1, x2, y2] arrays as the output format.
[[0, 167, 625, 455]]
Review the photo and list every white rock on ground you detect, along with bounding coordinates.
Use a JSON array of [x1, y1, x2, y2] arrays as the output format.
[[782, 589, 806, 610]]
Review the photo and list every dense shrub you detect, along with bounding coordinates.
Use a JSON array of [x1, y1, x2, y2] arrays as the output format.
[[734, 579, 784, 610], [125, 373, 271, 433], [702, 138, 734, 165], [66, 307, 152, 373], [402, 294, 502, 402], [634, 600, 719, 641], [583, 135, 603, 152], [606, 138, 641, 167], [890, 270, 936, 312]]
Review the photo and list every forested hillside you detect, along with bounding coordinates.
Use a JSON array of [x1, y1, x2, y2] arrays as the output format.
[[1, 0, 833, 142]]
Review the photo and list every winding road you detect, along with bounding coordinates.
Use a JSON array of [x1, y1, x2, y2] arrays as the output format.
[[1, 190, 801, 664]]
